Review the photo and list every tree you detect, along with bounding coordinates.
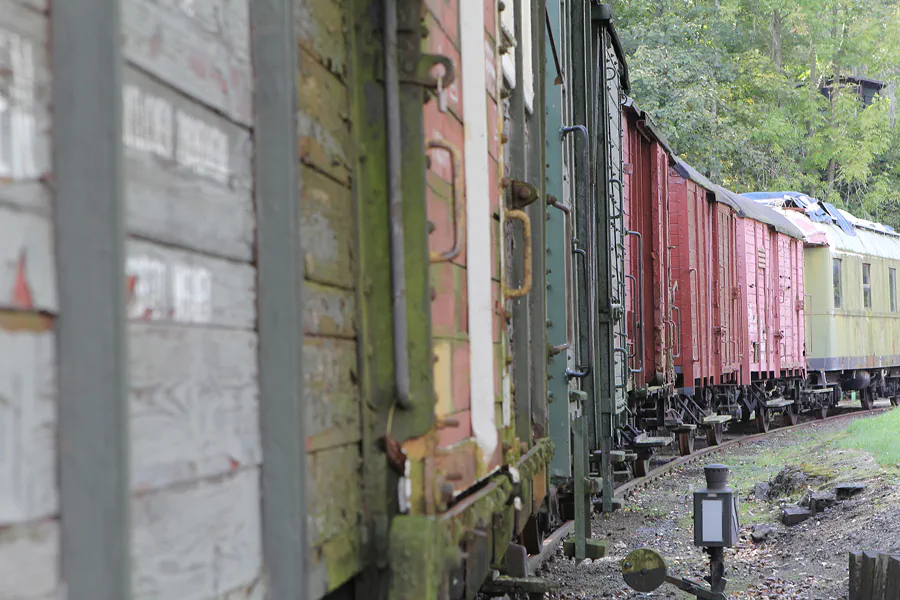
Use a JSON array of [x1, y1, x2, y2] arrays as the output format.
[[613, 0, 900, 227]]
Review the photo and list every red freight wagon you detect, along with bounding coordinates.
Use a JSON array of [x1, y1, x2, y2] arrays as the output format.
[[622, 100, 678, 441], [668, 162, 744, 432], [717, 187, 808, 432], [669, 162, 809, 446]]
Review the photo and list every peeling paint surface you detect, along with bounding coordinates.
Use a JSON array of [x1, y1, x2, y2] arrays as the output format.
[[461, 0, 498, 463], [0, 327, 56, 525]]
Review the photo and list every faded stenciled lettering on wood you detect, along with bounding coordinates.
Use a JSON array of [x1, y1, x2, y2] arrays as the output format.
[[123, 83, 231, 184], [123, 68, 253, 261], [0, 25, 40, 182], [125, 240, 254, 329]]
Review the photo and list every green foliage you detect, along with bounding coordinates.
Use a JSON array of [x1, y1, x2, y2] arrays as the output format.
[[837, 408, 900, 467], [613, 0, 900, 227]]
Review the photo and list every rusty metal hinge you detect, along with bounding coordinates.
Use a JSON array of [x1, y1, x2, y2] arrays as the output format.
[[508, 180, 540, 209]]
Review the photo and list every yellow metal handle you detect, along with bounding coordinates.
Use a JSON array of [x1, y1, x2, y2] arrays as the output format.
[[502, 209, 532, 299], [426, 139, 463, 263]]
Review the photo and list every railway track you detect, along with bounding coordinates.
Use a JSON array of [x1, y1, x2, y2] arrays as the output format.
[[526, 405, 895, 573]]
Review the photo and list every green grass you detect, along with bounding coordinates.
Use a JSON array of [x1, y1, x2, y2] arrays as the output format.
[[836, 408, 900, 467]]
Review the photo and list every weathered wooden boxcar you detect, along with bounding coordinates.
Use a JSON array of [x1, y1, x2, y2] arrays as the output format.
[[748, 192, 900, 410], [667, 162, 809, 448], [544, 0, 630, 528], [0, 0, 556, 599], [621, 99, 678, 446]]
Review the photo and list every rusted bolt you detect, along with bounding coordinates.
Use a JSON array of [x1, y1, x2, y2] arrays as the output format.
[[502, 442, 513, 452], [427, 220, 436, 234], [520, 441, 528, 453], [501, 177, 511, 188], [501, 133, 510, 144], [505, 354, 513, 366], [516, 185, 531, 200]]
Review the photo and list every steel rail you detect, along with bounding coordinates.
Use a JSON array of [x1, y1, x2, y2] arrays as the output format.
[[527, 405, 894, 573]]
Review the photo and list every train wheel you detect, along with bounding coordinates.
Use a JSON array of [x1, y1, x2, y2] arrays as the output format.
[[891, 397, 899, 407], [678, 432, 694, 456], [817, 405, 828, 419], [782, 404, 799, 427], [861, 390, 875, 410], [755, 406, 770, 433], [706, 424, 723, 446], [633, 457, 651, 478]]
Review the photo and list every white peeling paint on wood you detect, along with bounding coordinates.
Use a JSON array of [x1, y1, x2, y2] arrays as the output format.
[[126, 239, 255, 330], [122, 0, 252, 126], [131, 468, 262, 600], [0, 207, 56, 313], [0, 4, 50, 212], [0, 520, 59, 600], [461, 0, 498, 463], [0, 9, 49, 184], [123, 67, 254, 261], [11, 0, 47, 14], [221, 578, 266, 600], [0, 327, 56, 525], [129, 323, 260, 492]]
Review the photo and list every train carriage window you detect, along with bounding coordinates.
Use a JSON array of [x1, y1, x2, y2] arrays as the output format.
[[833, 258, 842, 309], [891, 268, 897, 312], [863, 263, 872, 309]]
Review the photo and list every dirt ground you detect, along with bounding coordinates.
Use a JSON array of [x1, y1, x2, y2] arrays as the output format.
[[540, 409, 900, 599]]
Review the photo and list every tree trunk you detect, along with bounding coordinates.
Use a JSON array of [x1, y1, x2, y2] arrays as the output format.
[[827, 159, 836, 192], [772, 10, 783, 73]]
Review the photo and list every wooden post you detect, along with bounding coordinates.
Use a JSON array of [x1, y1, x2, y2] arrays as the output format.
[[52, 0, 131, 598], [250, 0, 309, 598]]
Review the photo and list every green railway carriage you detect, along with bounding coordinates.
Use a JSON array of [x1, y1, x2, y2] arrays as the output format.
[[805, 220, 900, 398]]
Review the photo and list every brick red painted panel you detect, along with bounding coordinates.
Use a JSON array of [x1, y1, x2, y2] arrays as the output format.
[[427, 176, 455, 262], [438, 410, 473, 449], [487, 95, 501, 161], [484, 0, 496, 43], [424, 14, 462, 120], [452, 341, 470, 412], [426, 0, 459, 47], [430, 261, 456, 336], [423, 96, 465, 187]]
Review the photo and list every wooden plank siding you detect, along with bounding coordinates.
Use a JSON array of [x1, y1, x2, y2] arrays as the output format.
[[118, 0, 363, 597], [295, 0, 364, 596], [0, 2, 61, 598], [0, 0, 364, 598], [119, 0, 264, 596]]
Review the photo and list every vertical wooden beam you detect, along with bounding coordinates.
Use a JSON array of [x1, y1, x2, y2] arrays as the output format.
[[51, 1, 131, 599], [250, 0, 309, 598]]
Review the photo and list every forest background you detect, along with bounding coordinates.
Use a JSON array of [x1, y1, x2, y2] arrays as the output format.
[[612, 0, 900, 227]]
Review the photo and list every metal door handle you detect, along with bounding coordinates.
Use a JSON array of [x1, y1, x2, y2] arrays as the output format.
[[567, 248, 591, 379], [502, 209, 532, 299], [426, 139, 463, 263]]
